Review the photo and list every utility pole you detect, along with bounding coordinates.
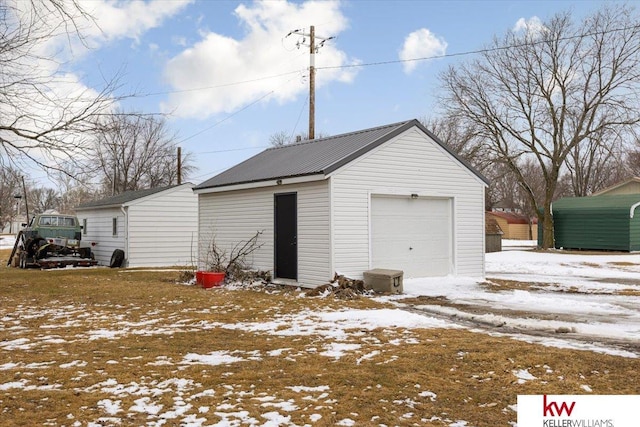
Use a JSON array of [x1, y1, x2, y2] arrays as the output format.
[[21, 176, 29, 224], [177, 146, 182, 185], [309, 25, 315, 140], [286, 26, 334, 140]]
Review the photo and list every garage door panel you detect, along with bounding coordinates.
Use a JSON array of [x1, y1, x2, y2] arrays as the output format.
[[371, 196, 452, 278]]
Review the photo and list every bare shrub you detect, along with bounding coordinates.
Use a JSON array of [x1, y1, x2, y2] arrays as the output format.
[[203, 230, 265, 276]]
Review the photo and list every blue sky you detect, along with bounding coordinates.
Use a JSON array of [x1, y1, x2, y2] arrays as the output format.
[[29, 0, 615, 187]]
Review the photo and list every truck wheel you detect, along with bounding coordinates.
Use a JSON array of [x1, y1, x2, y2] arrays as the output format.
[[19, 252, 27, 269], [110, 249, 125, 268]]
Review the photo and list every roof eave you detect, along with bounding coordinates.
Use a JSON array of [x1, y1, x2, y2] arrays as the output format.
[[194, 173, 326, 194], [75, 203, 123, 210]]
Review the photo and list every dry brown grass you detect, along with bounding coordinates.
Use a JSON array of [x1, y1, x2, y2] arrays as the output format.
[[482, 278, 639, 296], [1, 248, 639, 426]]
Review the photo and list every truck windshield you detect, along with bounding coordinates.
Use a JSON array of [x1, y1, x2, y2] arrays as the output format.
[[38, 216, 76, 227]]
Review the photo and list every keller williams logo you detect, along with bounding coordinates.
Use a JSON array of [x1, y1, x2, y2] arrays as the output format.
[[543, 395, 576, 417]]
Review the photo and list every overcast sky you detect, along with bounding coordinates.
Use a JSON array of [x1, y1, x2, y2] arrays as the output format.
[[21, 0, 616, 187]]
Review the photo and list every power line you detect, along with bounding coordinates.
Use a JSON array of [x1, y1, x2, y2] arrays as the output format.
[[316, 23, 640, 72], [288, 93, 309, 143], [142, 69, 304, 97], [136, 23, 640, 99], [176, 90, 276, 144], [196, 146, 269, 155], [286, 25, 335, 140]]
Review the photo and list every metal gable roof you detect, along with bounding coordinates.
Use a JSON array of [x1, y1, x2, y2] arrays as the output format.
[[194, 119, 490, 190], [76, 184, 187, 210], [552, 194, 640, 218]]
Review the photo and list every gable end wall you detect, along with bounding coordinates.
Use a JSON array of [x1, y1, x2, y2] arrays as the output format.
[[330, 127, 485, 278], [126, 186, 198, 267]]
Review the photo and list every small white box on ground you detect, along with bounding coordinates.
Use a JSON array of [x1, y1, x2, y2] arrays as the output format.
[[363, 269, 403, 294]]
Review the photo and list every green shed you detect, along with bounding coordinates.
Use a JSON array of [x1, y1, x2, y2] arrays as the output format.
[[552, 194, 640, 252]]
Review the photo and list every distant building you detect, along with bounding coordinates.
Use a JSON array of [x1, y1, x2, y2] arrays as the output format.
[[592, 177, 640, 196], [486, 211, 537, 240], [75, 184, 198, 267], [551, 194, 640, 252]]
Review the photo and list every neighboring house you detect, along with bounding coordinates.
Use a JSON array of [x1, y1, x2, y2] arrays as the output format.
[[1, 215, 28, 235], [194, 119, 489, 287], [486, 211, 538, 240], [552, 194, 640, 252], [75, 183, 198, 267], [485, 217, 503, 253], [592, 177, 640, 196]]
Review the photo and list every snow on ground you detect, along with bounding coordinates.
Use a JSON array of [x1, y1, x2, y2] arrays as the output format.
[[385, 245, 640, 358], [0, 234, 16, 250], [3, 234, 639, 357], [2, 235, 639, 425]]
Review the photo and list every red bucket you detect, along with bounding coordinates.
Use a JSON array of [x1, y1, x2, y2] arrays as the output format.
[[195, 271, 204, 286], [201, 271, 225, 288]]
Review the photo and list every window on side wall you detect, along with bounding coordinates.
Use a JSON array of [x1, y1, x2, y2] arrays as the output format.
[[112, 217, 117, 237], [83, 218, 87, 235]]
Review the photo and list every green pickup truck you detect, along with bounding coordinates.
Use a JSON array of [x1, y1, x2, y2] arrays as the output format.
[[8, 213, 96, 269]]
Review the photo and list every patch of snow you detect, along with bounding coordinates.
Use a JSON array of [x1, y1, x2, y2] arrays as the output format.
[[97, 399, 122, 415], [513, 369, 537, 384], [181, 351, 246, 366], [320, 342, 361, 359]]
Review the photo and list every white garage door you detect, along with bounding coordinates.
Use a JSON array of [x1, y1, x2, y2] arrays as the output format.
[[371, 196, 452, 278]]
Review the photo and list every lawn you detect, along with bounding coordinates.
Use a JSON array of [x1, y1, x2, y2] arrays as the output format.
[[1, 248, 638, 426]]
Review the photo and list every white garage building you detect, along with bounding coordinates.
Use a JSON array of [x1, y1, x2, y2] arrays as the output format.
[[75, 183, 198, 268], [194, 119, 488, 287]]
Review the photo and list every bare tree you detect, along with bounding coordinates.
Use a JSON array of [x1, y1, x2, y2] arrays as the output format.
[[420, 115, 490, 172], [0, 166, 23, 229], [269, 130, 329, 147], [28, 187, 59, 213], [566, 129, 630, 196], [93, 111, 195, 195], [0, 1, 120, 176], [440, 5, 640, 248], [626, 136, 640, 177]]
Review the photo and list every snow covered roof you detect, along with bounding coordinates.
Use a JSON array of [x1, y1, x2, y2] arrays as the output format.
[[194, 119, 490, 191]]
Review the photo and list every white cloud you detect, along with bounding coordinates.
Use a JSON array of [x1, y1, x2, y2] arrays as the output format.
[[80, 0, 193, 44], [1, 0, 190, 169], [399, 28, 447, 74], [513, 16, 546, 35], [161, 0, 357, 119]]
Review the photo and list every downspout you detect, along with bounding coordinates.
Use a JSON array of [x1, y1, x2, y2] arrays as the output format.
[[121, 205, 128, 267]]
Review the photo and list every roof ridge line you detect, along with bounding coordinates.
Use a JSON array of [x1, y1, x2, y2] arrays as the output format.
[[267, 119, 414, 151]]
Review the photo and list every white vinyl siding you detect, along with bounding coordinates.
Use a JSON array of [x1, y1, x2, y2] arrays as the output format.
[[198, 180, 331, 287], [331, 127, 485, 279], [76, 207, 125, 266], [126, 185, 198, 267], [75, 184, 198, 268]]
